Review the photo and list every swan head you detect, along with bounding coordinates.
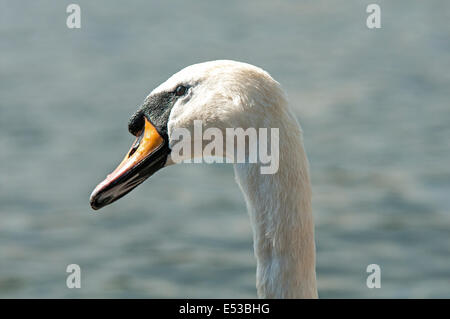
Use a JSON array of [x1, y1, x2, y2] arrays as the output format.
[[90, 60, 287, 210]]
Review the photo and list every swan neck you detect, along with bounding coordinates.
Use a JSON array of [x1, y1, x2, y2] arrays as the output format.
[[234, 125, 317, 298]]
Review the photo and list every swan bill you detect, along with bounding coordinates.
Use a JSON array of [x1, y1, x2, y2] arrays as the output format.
[[90, 117, 169, 210]]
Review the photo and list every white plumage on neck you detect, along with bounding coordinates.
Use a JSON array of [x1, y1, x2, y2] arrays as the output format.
[[233, 120, 317, 298]]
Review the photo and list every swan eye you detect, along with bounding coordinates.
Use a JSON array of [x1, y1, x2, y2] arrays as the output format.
[[174, 85, 187, 96]]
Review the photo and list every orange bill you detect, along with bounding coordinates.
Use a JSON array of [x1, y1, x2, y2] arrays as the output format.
[[90, 117, 169, 210]]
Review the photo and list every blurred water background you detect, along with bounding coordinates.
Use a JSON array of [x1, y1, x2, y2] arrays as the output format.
[[1, 0, 449, 298]]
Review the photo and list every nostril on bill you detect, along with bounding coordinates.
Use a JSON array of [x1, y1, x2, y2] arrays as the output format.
[[128, 129, 144, 158]]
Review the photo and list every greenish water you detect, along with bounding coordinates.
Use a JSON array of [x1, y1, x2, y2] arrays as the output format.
[[1, 1, 449, 298]]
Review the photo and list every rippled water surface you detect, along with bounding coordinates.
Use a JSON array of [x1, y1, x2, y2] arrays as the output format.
[[1, 1, 449, 298]]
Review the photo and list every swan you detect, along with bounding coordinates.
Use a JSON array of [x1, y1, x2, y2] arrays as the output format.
[[90, 60, 317, 298]]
